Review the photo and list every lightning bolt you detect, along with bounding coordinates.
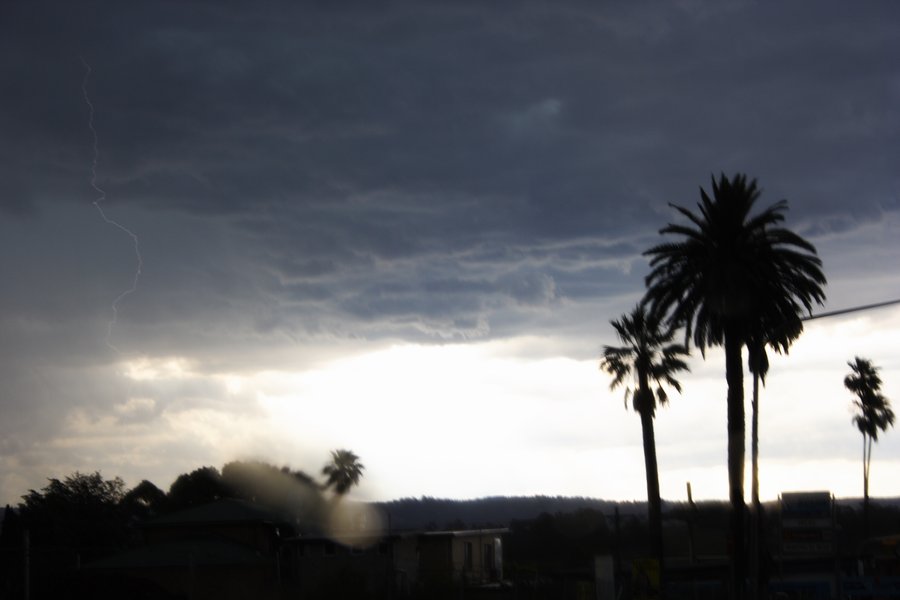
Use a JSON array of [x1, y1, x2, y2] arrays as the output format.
[[80, 57, 143, 352]]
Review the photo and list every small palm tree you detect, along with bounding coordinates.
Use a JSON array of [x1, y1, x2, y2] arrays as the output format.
[[601, 304, 689, 578], [644, 173, 826, 600], [846, 357, 894, 535], [322, 449, 365, 496]]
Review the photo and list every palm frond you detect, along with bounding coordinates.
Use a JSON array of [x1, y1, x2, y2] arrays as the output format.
[[601, 304, 690, 418]]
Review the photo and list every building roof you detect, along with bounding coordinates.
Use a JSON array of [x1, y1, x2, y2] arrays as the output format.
[[86, 539, 269, 569], [286, 527, 508, 545], [145, 498, 284, 527], [420, 528, 509, 538]]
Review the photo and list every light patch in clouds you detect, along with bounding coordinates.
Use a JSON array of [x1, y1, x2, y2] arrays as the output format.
[[258, 341, 633, 500], [113, 397, 157, 425], [122, 357, 193, 381], [3, 305, 900, 506]]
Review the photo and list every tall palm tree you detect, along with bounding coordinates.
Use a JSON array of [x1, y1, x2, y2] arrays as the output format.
[[845, 357, 894, 536], [746, 338, 768, 600], [601, 304, 689, 584], [322, 449, 365, 496], [644, 174, 826, 600], [747, 314, 803, 511], [746, 314, 801, 600], [746, 339, 768, 511]]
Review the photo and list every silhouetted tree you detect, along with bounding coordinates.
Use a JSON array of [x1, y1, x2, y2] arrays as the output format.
[[601, 304, 688, 578], [19, 471, 127, 550], [747, 308, 803, 599], [0, 504, 23, 549], [644, 173, 825, 600], [322, 449, 364, 496], [746, 340, 768, 511], [846, 357, 894, 536], [167, 466, 229, 511], [0, 505, 23, 598], [222, 460, 317, 497], [746, 281, 807, 512], [745, 337, 770, 600], [221, 460, 325, 530], [120, 479, 167, 521]]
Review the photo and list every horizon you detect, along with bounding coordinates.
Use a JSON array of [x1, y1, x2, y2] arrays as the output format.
[[2, 2, 899, 510]]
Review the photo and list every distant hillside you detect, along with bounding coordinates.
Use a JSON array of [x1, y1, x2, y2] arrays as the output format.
[[373, 495, 900, 531], [374, 496, 648, 531], [836, 496, 900, 509]]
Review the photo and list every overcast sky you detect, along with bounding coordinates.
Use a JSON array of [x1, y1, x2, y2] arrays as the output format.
[[2, 1, 899, 507]]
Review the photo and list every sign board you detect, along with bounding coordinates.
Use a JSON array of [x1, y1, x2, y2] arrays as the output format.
[[781, 492, 832, 519], [783, 542, 834, 555], [782, 529, 833, 542], [631, 558, 660, 600], [781, 491, 833, 557], [595, 556, 615, 600], [782, 518, 832, 529]]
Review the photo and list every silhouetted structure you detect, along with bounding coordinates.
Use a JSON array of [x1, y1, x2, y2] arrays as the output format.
[[286, 528, 506, 599], [84, 499, 286, 600], [71, 497, 508, 599]]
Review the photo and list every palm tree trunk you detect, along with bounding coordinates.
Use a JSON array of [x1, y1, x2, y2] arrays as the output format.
[[864, 433, 870, 538], [725, 329, 746, 600], [750, 372, 760, 600], [639, 403, 664, 595], [751, 373, 760, 509]]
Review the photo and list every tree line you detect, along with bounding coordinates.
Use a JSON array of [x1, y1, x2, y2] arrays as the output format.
[[600, 173, 893, 600], [0, 450, 364, 556]]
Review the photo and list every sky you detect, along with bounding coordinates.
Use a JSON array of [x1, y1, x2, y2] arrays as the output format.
[[1, 1, 899, 508]]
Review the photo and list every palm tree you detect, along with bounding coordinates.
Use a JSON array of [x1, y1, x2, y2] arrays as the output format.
[[845, 357, 894, 536], [746, 338, 768, 600], [746, 314, 801, 600], [746, 313, 804, 501], [644, 173, 826, 599], [746, 339, 768, 511], [601, 304, 689, 584], [322, 449, 365, 496]]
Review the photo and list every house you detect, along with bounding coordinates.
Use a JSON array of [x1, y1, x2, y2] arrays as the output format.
[[82, 498, 508, 599], [418, 528, 505, 588], [286, 527, 507, 598], [83, 499, 287, 600], [283, 532, 417, 598]]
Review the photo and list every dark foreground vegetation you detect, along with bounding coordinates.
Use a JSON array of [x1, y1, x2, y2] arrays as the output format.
[[3, 466, 900, 599]]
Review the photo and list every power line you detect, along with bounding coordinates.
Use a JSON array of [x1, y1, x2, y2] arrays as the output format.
[[801, 298, 900, 322]]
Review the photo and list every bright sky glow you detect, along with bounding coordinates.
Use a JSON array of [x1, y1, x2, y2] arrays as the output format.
[[16, 306, 892, 506]]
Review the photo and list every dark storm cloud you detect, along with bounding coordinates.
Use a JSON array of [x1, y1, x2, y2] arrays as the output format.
[[4, 0, 898, 326], [0, 177, 39, 217]]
